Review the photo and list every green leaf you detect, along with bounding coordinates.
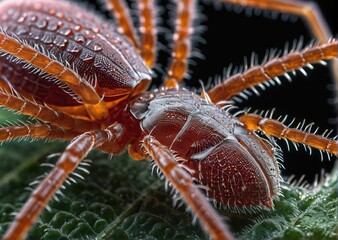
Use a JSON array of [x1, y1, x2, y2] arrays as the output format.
[[238, 165, 338, 240], [0, 107, 337, 240]]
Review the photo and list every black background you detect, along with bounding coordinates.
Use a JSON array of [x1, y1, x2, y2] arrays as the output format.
[[86, 0, 337, 183]]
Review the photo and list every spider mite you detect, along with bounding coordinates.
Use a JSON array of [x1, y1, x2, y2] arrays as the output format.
[[0, 0, 337, 239]]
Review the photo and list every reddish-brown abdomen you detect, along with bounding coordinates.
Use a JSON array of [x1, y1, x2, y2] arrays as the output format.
[[0, 0, 150, 106], [130, 88, 280, 209]]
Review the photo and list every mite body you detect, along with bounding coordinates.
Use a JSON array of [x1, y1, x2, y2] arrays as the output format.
[[129, 88, 280, 208], [0, 0, 337, 239]]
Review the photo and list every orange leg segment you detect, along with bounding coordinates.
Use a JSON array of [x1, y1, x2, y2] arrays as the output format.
[[164, 0, 196, 88], [0, 124, 78, 142], [3, 124, 123, 240], [239, 113, 338, 155], [142, 136, 235, 240], [0, 32, 108, 121], [208, 40, 338, 103], [0, 90, 100, 131], [0, 79, 12, 94], [138, 0, 157, 68], [105, 0, 140, 48]]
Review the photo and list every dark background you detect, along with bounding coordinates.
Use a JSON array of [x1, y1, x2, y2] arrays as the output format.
[[86, 0, 337, 183]]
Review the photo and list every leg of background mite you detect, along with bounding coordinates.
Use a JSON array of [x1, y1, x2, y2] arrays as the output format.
[[137, 0, 157, 68], [207, 40, 338, 103], [239, 113, 337, 155], [0, 32, 108, 121], [142, 136, 235, 240], [164, 0, 196, 88], [3, 124, 122, 240], [104, 0, 140, 48], [217, 0, 338, 109], [218, 0, 332, 41]]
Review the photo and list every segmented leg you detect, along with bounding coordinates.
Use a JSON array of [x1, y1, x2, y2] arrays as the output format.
[[0, 79, 12, 94], [219, 0, 331, 42], [0, 89, 100, 131], [138, 0, 157, 68], [3, 124, 123, 240], [0, 32, 108, 121], [0, 124, 78, 142], [208, 40, 338, 103], [218, 0, 338, 95], [105, 0, 140, 48], [239, 113, 338, 155], [164, 0, 196, 88], [142, 136, 235, 240]]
